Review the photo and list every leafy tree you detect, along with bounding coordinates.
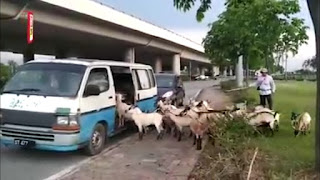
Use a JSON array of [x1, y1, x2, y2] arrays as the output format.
[[200, 0, 307, 85], [303, 56, 317, 70], [172, 0, 319, 172], [7, 60, 18, 75], [0, 63, 11, 89]]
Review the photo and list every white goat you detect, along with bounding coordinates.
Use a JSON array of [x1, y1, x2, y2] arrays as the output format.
[[247, 111, 281, 135], [158, 100, 188, 136], [253, 105, 273, 114], [163, 109, 194, 141], [291, 112, 312, 136], [125, 107, 164, 140], [115, 93, 132, 127], [158, 100, 178, 113]]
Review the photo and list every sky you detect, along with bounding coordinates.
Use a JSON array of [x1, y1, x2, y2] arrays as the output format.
[[0, 0, 316, 71], [102, 0, 316, 71]]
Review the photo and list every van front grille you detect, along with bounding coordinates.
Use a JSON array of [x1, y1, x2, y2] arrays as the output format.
[[0, 128, 54, 141]]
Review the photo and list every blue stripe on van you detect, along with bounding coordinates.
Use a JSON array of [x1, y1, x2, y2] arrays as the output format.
[[137, 95, 157, 113], [79, 106, 116, 143], [78, 95, 157, 144]]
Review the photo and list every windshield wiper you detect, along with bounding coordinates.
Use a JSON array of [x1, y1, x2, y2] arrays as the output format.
[[2, 88, 41, 94]]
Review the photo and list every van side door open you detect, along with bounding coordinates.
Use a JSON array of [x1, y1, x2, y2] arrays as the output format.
[[132, 68, 157, 113], [79, 67, 116, 142]]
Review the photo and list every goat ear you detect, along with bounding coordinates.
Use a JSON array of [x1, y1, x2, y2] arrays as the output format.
[[197, 101, 203, 107]]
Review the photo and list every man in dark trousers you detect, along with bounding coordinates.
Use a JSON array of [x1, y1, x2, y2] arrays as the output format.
[[256, 68, 276, 109]]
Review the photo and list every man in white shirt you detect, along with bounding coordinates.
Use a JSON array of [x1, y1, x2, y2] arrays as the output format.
[[256, 68, 276, 109]]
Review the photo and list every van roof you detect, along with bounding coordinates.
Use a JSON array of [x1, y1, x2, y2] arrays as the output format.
[[26, 58, 152, 68]]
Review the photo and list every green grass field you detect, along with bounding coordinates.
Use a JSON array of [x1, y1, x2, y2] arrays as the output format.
[[246, 81, 316, 173]]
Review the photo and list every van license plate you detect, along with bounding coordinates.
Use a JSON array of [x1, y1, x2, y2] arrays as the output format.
[[14, 139, 35, 147]]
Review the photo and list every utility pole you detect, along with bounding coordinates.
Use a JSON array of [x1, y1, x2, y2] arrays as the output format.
[[306, 0, 319, 173]]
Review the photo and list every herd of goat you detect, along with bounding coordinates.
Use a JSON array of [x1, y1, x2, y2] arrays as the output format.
[[115, 93, 312, 150]]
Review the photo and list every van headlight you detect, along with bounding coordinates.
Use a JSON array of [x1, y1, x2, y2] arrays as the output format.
[[53, 108, 80, 131], [162, 91, 173, 98], [57, 115, 78, 125]]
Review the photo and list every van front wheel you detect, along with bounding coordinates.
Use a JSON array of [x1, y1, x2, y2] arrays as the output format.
[[85, 123, 106, 156]]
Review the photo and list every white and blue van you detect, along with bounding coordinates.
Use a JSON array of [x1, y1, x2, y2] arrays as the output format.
[[0, 59, 157, 155]]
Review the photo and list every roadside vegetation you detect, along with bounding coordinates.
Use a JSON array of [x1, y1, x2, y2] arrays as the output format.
[[189, 81, 318, 179]]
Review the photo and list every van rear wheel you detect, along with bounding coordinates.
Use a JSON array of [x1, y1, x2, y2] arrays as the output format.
[[84, 123, 106, 156]]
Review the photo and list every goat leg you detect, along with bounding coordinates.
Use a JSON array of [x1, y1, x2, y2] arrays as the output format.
[[139, 132, 143, 140], [177, 131, 182, 142], [173, 128, 178, 138], [193, 135, 196, 145], [156, 126, 164, 140], [196, 137, 202, 150], [158, 130, 164, 140], [166, 126, 171, 134], [118, 116, 122, 128]]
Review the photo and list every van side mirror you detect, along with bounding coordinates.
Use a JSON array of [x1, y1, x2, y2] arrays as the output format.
[[84, 85, 101, 97]]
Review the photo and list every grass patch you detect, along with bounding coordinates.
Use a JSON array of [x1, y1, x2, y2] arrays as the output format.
[[189, 81, 318, 179], [246, 81, 316, 174]]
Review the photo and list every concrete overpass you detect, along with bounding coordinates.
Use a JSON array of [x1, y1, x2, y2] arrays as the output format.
[[0, 0, 220, 76]]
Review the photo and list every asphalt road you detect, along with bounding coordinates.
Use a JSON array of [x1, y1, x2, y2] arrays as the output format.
[[0, 80, 220, 180]]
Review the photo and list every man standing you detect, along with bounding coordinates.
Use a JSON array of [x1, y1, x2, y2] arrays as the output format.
[[256, 68, 276, 109]]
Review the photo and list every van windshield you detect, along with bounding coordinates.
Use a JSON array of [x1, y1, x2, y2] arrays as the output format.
[[2, 63, 86, 97], [155, 75, 175, 88]]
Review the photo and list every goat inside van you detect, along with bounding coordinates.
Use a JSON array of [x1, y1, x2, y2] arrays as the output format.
[[0, 59, 157, 155]]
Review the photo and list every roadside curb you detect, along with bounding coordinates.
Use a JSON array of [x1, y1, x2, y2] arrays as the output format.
[[43, 135, 135, 180]]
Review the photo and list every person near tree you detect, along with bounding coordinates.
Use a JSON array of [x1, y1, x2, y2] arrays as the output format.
[[256, 68, 276, 109]]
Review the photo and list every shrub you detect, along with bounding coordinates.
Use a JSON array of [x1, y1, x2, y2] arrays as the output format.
[[227, 89, 257, 105], [220, 80, 237, 90], [306, 78, 316, 82], [296, 77, 304, 81], [180, 75, 191, 81]]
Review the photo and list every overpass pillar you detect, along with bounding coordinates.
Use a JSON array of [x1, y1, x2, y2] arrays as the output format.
[[229, 66, 233, 76], [223, 67, 227, 76], [200, 67, 206, 75], [154, 57, 162, 73], [23, 44, 34, 63], [212, 66, 219, 77], [172, 54, 180, 75], [124, 48, 135, 63], [188, 61, 192, 80]]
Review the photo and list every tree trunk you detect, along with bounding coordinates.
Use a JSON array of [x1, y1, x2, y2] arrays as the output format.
[[306, 0, 319, 172], [285, 54, 288, 81], [236, 56, 244, 87], [316, 30, 320, 174]]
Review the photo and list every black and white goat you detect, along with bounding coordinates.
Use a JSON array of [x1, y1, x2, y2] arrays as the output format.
[[291, 112, 312, 136]]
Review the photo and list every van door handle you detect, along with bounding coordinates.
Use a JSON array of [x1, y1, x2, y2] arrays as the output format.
[[137, 94, 140, 100], [108, 96, 112, 99]]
